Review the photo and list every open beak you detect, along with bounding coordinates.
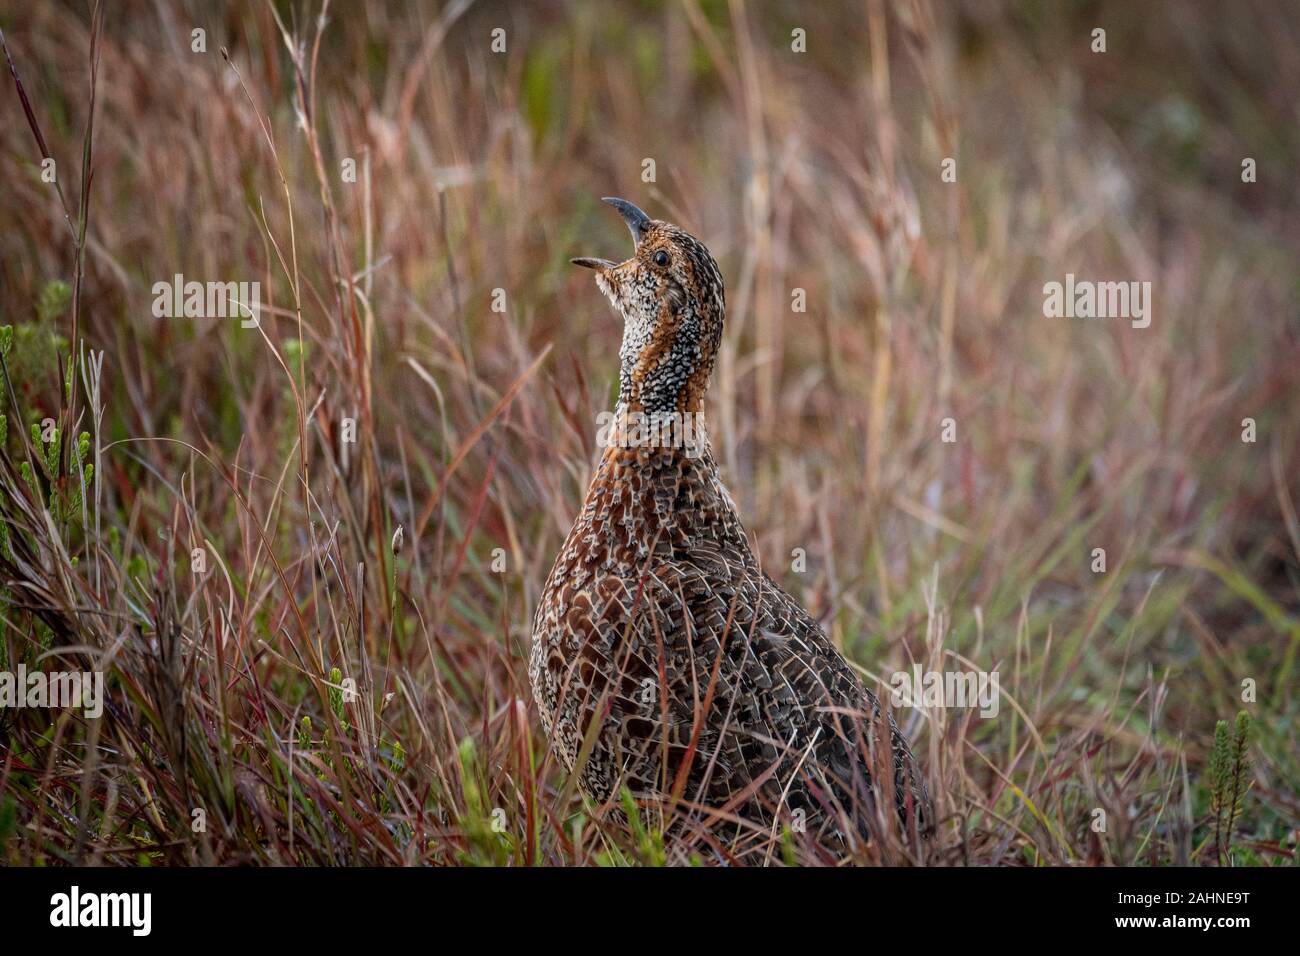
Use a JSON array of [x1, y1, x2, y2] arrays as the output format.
[[602, 196, 652, 247], [570, 196, 653, 271], [570, 256, 617, 271]]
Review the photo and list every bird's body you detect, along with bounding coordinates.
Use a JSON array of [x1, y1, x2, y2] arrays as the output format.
[[530, 199, 926, 853]]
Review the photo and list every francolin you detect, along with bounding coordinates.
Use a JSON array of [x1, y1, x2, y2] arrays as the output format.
[[530, 197, 928, 855]]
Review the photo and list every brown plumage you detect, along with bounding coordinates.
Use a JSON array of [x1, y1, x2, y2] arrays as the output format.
[[530, 197, 927, 855]]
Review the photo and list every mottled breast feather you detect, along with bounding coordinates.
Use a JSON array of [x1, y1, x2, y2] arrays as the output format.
[[530, 437, 929, 852]]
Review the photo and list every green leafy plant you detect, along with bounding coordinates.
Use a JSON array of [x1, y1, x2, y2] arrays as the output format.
[[17, 421, 93, 525], [37, 279, 71, 325], [1207, 711, 1253, 866]]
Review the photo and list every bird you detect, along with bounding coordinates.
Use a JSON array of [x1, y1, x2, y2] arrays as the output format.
[[530, 197, 928, 858]]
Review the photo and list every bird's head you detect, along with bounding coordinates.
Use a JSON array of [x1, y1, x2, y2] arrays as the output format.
[[573, 197, 725, 416]]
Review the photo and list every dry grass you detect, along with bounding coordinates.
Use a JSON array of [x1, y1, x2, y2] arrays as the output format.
[[0, 0, 1296, 865]]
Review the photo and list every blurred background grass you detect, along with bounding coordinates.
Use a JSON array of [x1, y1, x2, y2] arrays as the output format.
[[0, 0, 1296, 865]]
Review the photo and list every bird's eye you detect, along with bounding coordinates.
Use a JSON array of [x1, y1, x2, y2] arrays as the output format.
[[653, 250, 669, 268]]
